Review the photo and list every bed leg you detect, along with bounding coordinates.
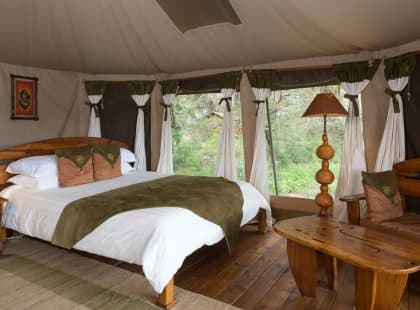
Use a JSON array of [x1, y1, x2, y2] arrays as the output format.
[[0, 227, 6, 255], [157, 278, 175, 309], [258, 208, 267, 233]]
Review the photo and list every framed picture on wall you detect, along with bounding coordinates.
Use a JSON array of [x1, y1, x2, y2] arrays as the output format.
[[10, 74, 39, 120]]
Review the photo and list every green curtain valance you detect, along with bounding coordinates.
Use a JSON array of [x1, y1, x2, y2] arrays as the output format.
[[247, 69, 277, 89], [127, 80, 155, 95], [217, 71, 241, 90], [85, 80, 107, 96], [332, 59, 380, 83], [160, 80, 179, 95], [384, 52, 416, 80]]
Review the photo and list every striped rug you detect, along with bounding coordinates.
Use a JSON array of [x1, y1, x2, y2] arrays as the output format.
[[0, 237, 238, 309]]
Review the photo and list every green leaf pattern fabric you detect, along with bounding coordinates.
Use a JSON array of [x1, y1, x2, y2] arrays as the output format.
[[332, 59, 380, 83], [384, 52, 416, 80], [55, 146, 93, 170]]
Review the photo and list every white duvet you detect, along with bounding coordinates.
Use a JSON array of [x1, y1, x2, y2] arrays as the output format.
[[1, 171, 271, 293]]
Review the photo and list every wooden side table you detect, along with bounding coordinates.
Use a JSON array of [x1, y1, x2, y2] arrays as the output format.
[[339, 193, 365, 225], [0, 197, 7, 254]]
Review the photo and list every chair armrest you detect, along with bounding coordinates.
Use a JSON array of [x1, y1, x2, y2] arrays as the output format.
[[339, 193, 365, 225]]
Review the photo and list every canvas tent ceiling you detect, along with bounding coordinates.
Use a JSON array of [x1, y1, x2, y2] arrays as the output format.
[[1, 0, 420, 75]]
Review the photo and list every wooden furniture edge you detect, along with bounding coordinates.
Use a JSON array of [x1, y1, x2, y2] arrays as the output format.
[[258, 208, 268, 233], [0, 197, 7, 254], [273, 217, 420, 275], [0, 137, 128, 186]]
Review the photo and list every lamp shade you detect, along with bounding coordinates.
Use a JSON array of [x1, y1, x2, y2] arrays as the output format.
[[302, 93, 348, 118]]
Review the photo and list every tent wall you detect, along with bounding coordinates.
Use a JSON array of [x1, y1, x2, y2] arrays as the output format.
[[0, 62, 87, 149], [361, 62, 389, 171]]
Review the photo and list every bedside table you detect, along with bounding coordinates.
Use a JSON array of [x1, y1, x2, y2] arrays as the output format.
[[0, 197, 7, 254]]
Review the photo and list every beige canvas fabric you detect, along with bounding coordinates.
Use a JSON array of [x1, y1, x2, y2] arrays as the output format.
[[1, 0, 420, 75], [361, 63, 389, 171]]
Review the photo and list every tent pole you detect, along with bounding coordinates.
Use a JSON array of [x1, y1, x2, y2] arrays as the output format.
[[265, 98, 279, 196]]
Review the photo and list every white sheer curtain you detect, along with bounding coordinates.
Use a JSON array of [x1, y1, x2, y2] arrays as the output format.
[[216, 88, 237, 179], [157, 93, 176, 174], [132, 94, 150, 171], [334, 80, 369, 220], [249, 88, 270, 200], [87, 95, 102, 137], [375, 77, 408, 171]]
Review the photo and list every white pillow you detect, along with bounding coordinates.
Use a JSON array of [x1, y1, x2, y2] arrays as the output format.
[[120, 148, 136, 163], [0, 184, 21, 200], [8, 174, 59, 192], [121, 162, 135, 174], [6, 155, 58, 178]]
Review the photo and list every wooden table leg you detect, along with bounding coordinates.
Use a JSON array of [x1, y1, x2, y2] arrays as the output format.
[[355, 267, 407, 310], [157, 278, 175, 309], [287, 239, 317, 297], [324, 254, 338, 291]]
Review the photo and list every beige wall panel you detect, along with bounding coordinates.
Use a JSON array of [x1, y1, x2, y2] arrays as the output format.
[[240, 73, 256, 181], [0, 62, 87, 149], [150, 83, 164, 171], [362, 62, 389, 171]]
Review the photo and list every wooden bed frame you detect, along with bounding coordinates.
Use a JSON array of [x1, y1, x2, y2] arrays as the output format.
[[0, 137, 268, 309]]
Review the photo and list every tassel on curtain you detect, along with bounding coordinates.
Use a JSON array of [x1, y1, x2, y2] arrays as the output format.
[[128, 80, 155, 171], [247, 70, 277, 200], [157, 80, 179, 175], [332, 59, 380, 221], [375, 53, 416, 171], [85, 81, 107, 137], [215, 72, 241, 179]]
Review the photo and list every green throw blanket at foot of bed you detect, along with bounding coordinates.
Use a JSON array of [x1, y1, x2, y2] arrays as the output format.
[[51, 175, 244, 251]]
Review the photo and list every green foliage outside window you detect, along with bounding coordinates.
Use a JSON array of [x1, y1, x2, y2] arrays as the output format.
[[172, 86, 347, 198]]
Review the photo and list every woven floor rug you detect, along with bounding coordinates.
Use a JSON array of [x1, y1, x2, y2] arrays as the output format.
[[0, 237, 238, 310]]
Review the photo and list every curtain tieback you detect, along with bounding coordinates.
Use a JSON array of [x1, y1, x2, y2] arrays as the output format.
[[219, 97, 232, 112], [344, 94, 360, 116], [385, 88, 402, 113], [85, 101, 103, 118], [160, 102, 171, 121], [137, 102, 149, 112], [253, 99, 265, 116]]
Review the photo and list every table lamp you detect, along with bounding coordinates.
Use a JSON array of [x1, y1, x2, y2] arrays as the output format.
[[302, 93, 348, 216]]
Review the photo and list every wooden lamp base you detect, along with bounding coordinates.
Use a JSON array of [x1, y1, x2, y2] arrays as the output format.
[[315, 133, 334, 216]]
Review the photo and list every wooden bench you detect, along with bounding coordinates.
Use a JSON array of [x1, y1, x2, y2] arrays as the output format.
[[274, 216, 420, 310]]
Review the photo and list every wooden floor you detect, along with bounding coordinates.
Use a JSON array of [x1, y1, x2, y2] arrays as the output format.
[[86, 224, 419, 309]]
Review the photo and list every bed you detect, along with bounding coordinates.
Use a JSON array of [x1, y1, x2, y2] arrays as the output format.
[[0, 137, 271, 308]]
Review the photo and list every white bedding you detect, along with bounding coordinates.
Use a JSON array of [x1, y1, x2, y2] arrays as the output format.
[[1, 171, 271, 293]]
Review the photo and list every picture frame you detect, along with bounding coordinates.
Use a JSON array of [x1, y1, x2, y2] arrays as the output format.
[[10, 74, 39, 120]]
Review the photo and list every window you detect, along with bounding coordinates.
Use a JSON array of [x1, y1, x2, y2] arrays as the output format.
[[172, 93, 245, 179], [267, 86, 346, 198]]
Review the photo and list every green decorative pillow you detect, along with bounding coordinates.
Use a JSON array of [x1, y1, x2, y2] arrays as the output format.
[[362, 171, 403, 222], [92, 144, 122, 181], [55, 146, 94, 187]]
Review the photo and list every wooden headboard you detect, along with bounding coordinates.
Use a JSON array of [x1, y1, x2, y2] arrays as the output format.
[[394, 158, 420, 204], [0, 137, 128, 186]]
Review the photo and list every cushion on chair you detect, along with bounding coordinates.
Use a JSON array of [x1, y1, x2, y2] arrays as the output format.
[[362, 171, 404, 222]]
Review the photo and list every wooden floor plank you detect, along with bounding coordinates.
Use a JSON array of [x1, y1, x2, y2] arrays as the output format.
[[56, 225, 419, 309]]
